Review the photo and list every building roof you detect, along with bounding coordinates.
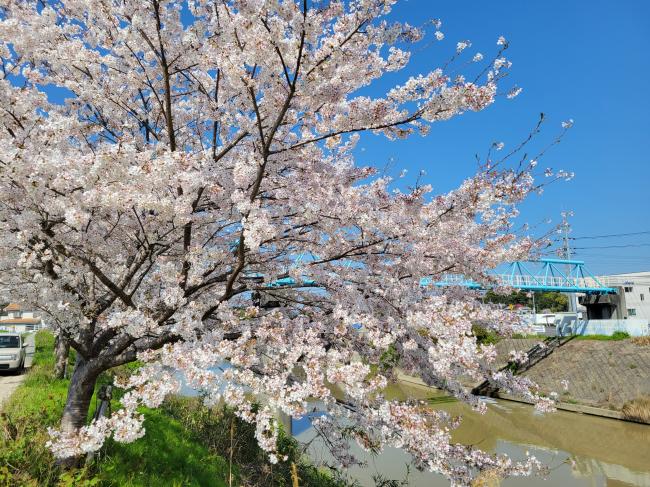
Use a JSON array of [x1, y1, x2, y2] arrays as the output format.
[[605, 271, 650, 278], [3, 303, 22, 311], [0, 317, 41, 325]]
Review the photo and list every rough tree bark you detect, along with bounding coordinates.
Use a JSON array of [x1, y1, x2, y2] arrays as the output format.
[[58, 355, 101, 467], [54, 334, 70, 379]]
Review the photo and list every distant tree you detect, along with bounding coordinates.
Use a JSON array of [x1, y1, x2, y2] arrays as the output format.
[[484, 290, 567, 313], [484, 290, 530, 307], [0, 0, 570, 482], [535, 292, 568, 313]]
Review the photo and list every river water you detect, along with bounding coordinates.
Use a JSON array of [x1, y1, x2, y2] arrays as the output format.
[[179, 374, 649, 486], [290, 382, 650, 487]]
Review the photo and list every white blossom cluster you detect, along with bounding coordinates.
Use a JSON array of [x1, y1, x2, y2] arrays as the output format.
[[0, 1, 562, 484]]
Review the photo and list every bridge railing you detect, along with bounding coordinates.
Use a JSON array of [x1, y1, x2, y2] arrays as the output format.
[[435, 272, 616, 293], [438, 274, 602, 288], [492, 274, 574, 288]]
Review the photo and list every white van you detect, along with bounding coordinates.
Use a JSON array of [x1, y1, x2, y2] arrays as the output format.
[[0, 333, 27, 373]]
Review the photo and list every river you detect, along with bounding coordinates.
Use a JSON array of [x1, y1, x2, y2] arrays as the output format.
[[179, 375, 650, 486], [290, 382, 650, 487]]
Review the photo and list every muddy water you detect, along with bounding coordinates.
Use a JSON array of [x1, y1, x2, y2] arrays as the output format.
[[293, 383, 650, 486]]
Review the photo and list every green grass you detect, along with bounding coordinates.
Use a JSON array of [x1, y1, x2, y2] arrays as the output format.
[[0, 331, 230, 486], [0, 331, 70, 485], [1, 330, 345, 487], [161, 396, 347, 487], [575, 331, 631, 341], [97, 409, 229, 487]]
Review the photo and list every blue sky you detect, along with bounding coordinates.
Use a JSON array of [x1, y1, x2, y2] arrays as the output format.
[[354, 0, 650, 275], [27, 0, 649, 275]]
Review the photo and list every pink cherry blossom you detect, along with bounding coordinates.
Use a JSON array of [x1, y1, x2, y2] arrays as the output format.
[[0, 1, 560, 484]]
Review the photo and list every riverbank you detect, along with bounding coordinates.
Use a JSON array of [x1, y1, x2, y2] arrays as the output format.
[[396, 336, 650, 424], [0, 331, 345, 486], [495, 337, 650, 417]]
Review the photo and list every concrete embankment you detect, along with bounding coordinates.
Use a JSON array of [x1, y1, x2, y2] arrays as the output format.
[[398, 338, 650, 422], [494, 338, 650, 412]]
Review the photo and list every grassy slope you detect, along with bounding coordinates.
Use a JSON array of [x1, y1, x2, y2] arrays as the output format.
[[1, 331, 345, 487], [574, 332, 631, 341], [0, 331, 229, 486], [98, 409, 228, 487], [1, 331, 71, 485]]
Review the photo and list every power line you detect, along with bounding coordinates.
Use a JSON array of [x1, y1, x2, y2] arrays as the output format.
[[572, 255, 650, 261], [573, 243, 650, 250], [569, 230, 650, 240]]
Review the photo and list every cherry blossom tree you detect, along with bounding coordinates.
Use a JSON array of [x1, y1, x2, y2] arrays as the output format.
[[0, 0, 567, 483]]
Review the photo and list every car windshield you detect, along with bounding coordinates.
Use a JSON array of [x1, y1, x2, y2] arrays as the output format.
[[0, 336, 20, 348]]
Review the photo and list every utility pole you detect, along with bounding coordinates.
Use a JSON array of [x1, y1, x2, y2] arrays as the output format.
[[531, 291, 536, 315], [562, 212, 579, 317]]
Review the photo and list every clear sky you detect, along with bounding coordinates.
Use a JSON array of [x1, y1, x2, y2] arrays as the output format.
[[354, 0, 650, 275], [30, 0, 649, 275]]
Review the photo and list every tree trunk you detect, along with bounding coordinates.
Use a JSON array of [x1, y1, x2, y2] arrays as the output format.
[[58, 355, 100, 467], [54, 334, 70, 379]]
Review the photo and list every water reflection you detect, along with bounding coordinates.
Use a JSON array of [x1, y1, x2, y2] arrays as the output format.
[[293, 383, 650, 486], [178, 369, 649, 486]]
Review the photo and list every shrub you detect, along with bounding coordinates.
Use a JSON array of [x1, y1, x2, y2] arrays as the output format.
[[621, 396, 650, 424], [611, 331, 630, 340], [472, 324, 500, 345]]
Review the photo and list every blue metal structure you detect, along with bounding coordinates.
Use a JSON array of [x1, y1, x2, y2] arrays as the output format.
[[253, 258, 615, 294], [425, 258, 616, 295]]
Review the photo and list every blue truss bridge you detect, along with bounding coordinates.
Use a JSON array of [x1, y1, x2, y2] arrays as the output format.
[[250, 258, 615, 295], [424, 258, 616, 295]]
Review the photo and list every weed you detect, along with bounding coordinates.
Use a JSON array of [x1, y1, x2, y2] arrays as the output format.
[[576, 332, 630, 341], [621, 396, 650, 424], [631, 336, 650, 346], [161, 396, 346, 487]]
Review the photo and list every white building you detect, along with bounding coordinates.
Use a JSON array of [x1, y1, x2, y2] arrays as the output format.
[[595, 271, 650, 321], [0, 303, 46, 332]]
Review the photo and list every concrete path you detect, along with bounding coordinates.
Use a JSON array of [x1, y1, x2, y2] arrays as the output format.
[[0, 333, 35, 408]]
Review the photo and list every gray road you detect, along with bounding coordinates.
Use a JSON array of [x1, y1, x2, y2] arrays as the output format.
[[0, 333, 35, 407]]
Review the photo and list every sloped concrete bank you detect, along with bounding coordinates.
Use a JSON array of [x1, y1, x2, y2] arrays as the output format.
[[496, 338, 650, 412], [397, 338, 650, 424], [495, 392, 627, 421]]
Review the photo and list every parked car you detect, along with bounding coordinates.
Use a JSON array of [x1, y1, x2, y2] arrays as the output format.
[[0, 333, 27, 373]]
